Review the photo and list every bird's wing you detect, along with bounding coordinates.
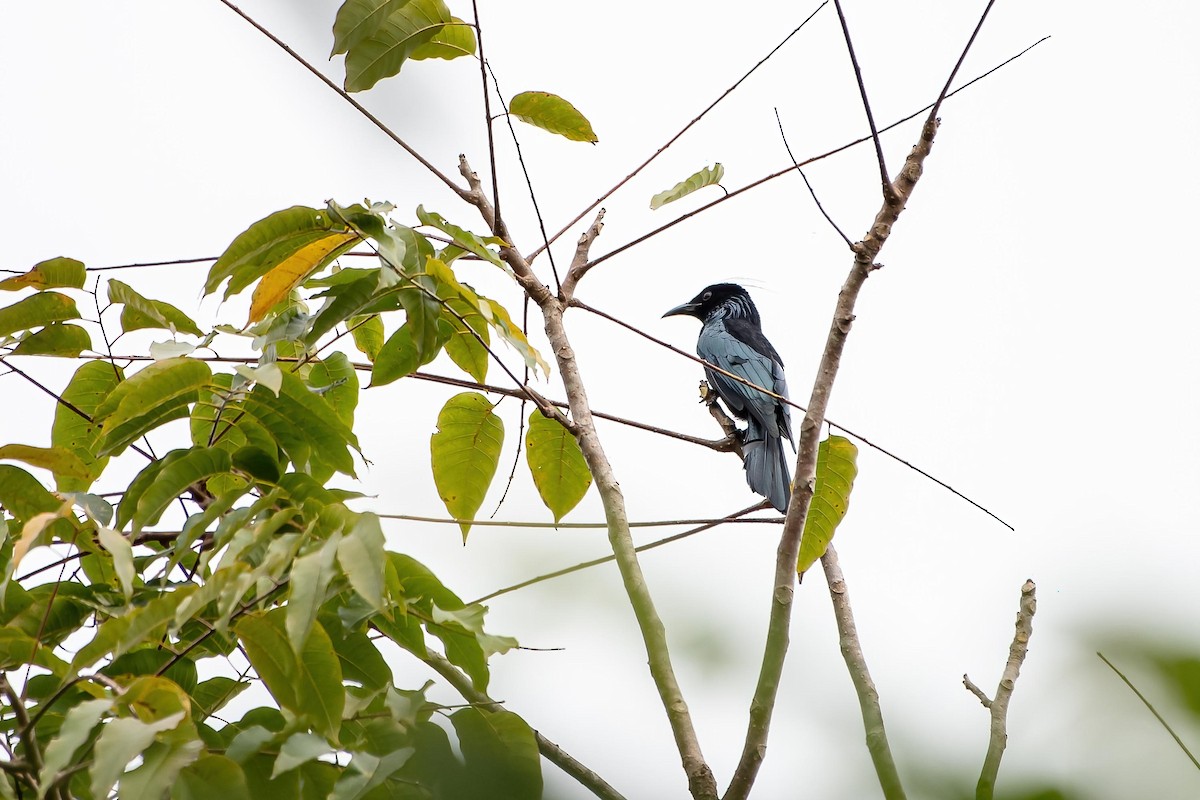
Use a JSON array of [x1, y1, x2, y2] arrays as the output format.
[[698, 319, 788, 440]]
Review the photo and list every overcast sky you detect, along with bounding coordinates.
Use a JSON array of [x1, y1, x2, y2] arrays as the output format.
[[4, 1, 1200, 798]]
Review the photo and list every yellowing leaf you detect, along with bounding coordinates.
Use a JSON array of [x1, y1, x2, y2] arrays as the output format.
[[797, 436, 859, 575], [525, 412, 591, 522], [248, 231, 361, 323], [0, 257, 86, 291], [510, 91, 598, 143], [430, 393, 503, 541], [650, 163, 725, 209]]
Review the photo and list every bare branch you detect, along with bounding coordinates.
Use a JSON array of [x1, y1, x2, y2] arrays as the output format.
[[962, 674, 992, 708], [832, 0, 892, 196], [559, 209, 606, 300], [774, 108, 853, 248], [468, 501, 772, 605], [215, 0, 471, 203], [822, 545, 906, 799], [976, 579, 1038, 799], [581, 36, 1050, 274], [524, 1, 829, 263]]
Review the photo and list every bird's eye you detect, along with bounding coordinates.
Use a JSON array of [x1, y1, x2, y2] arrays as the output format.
[[702, 291, 712, 300]]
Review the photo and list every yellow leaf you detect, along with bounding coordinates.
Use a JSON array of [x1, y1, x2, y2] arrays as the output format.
[[247, 232, 360, 323]]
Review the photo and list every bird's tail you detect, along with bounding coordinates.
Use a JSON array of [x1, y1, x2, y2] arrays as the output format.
[[743, 421, 792, 512]]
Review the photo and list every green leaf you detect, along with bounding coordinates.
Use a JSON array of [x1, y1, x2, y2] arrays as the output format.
[[409, 17, 476, 60], [96, 527, 135, 601], [0, 464, 60, 521], [205, 206, 358, 300], [93, 357, 212, 457], [371, 320, 448, 387], [415, 207, 507, 272], [37, 697, 113, 800], [327, 625, 392, 691], [336, 513, 385, 611], [52, 361, 123, 491], [650, 163, 725, 209], [304, 270, 381, 348], [191, 678, 251, 720], [0, 445, 90, 481], [442, 298, 489, 383], [509, 91, 598, 143], [286, 534, 340, 655], [236, 609, 344, 741], [0, 257, 86, 291], [797, 435, 859, 575], [308, 352, 360, 428], [343, 0, 452, 92], [0, 291, 80, 337], [430, 393, 503, 540], [525, 412, 591, 523], [331, 0, 405, 56], [9, 323, 90, 356], [121, 735, 205, 800], [450, 708, 542, 800], [329, 750, 413, 800], [349, 314, 384, 362], [118, 447, 233, 531], [271, 732, 332, 779], [174, 754, 252, 800], [90, 712, 187, 799], [108, 279, 204, 337]]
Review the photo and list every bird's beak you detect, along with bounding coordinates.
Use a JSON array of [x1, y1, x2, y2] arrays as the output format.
[[662, 301, 698, 319]]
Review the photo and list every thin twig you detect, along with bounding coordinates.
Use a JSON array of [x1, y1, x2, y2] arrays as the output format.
[[484, 61, 563, 291], [774, 108, 853, 247], [420, 649, 628, 800], [468, 502, 769, 606], [832, 0, 891, 194], [573, 300, 1013, 530], [470, 1, 503, 236], [524, 1, 829, 263], [215, 0, 470, 202], [976, 579, 1037, 799], [580, 36, 1050, 274], [0, 358, 154, 461], [1097, 651, 1200, 773], [379, 512, 780, 529]]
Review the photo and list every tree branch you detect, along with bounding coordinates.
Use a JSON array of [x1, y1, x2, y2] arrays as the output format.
[[823, 545, 905, 799], [727, 51, 951, 800], [457, 163, 718, 796], [975, 579, 1037, 800], [524, 1, 829, 263], [422, 649, 628, 800], [832, 0, 892, 196], [215, 0, 471, 203]]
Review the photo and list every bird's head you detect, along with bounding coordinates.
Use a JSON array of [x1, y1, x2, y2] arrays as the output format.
[[663, 283, 756, 322]]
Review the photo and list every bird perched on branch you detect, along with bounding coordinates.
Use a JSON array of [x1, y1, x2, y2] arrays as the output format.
[[664, 283, 794, 512]]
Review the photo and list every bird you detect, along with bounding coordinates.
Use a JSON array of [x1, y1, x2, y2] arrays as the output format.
[[664, 283, 794, 512]]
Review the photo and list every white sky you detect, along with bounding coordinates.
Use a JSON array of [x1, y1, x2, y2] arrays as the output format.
[[4, 1, 1200, 798]]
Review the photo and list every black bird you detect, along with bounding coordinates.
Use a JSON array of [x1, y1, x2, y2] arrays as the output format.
[[664, 283, 794, 512]]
